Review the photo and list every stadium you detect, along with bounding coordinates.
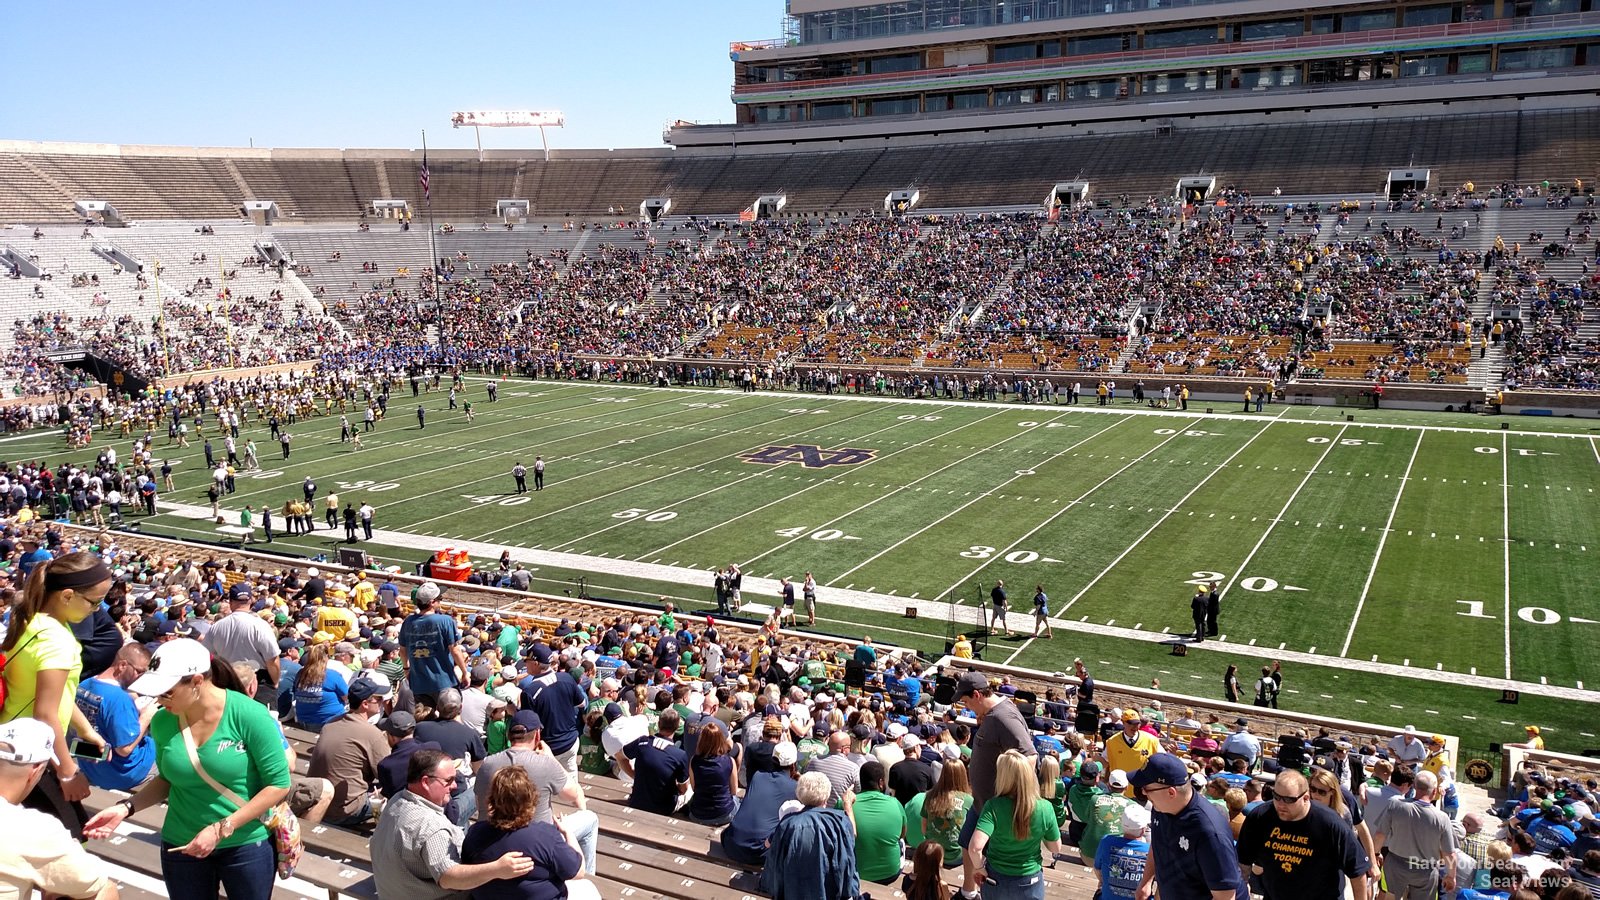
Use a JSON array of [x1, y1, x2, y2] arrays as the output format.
[[0, 0, 1598, 898]]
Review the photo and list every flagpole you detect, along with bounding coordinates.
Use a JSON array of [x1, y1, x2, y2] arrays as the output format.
[[422, 129, 439, 315]]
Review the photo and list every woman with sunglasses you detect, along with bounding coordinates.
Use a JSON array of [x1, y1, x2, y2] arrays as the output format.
[[1309, 767, 1379, 892], [0, 551, 113, 837], [82, 638, 290, 900]]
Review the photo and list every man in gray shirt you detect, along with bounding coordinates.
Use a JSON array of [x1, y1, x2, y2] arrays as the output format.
[[201, 584, 279, 701], [952, 670, 1036, 892], [804, 731, 863, 808], [1371, 770, 1455, 900], [473, 711, 598, 875]]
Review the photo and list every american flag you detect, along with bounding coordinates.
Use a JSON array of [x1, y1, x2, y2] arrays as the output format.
[[419, 155, 430, 201]]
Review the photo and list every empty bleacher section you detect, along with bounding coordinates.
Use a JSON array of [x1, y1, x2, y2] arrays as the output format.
[[1, 107, 1596, 222]]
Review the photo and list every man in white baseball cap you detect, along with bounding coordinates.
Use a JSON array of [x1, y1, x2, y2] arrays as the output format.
[[0, 718, 117, 900], [128, 637, 215, 698]]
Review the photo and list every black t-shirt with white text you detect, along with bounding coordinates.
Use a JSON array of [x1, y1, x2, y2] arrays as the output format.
[[1237, 801, 1370, 900]]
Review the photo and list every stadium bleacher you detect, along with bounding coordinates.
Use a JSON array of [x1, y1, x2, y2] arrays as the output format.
[[64, 523, 1521, 900]]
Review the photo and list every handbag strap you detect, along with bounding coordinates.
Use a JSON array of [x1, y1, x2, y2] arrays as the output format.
[[179, 713, 248, 809], [0, 632, 44, 724]]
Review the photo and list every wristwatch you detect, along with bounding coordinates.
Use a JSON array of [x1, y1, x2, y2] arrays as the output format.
[[119, 798, 136, 818], [216, 818, 236, 839]]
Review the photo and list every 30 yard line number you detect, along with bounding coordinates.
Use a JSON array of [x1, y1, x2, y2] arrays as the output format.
[[613, 507, 678, 522]]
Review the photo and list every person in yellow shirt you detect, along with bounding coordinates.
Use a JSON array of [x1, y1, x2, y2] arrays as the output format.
[[1422, 734, 1452, 778], [350, 575, 377, 612], [315, 596, 357, 641], [1103, 710, 1161, 796], [1509, 725, 1545, 751], [952, 634, 974, 660]]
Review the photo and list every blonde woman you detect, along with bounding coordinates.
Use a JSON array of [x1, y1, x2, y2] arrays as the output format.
[[965, 749, 1062, 899]]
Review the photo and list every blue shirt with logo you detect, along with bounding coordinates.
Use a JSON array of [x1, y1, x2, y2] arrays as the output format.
[[1149, 791, 1248, 900], [75, 677, 155, 790], [1095, 835, 1151, 900]]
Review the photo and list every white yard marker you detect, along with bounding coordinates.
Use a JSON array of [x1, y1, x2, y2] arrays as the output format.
[[1220, 424, 1347, 602], [1061, 421, 1274, 613], [826, 413, 1117, 584], [933, 419, 1187, 599], [1340, 432, 1423, 657], [1502, 432, 1512, 680]]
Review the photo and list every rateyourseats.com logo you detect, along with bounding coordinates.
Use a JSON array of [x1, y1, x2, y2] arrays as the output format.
[[739, 444, 877, 469]]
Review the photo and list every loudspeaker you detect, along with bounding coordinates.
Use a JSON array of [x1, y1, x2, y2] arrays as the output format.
[[844, 661, 868, 689], [932, 677, 956, 706], [337, 548, 366, 569]]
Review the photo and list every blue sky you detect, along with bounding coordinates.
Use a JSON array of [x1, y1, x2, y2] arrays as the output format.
[[1, 1, 783, 151]]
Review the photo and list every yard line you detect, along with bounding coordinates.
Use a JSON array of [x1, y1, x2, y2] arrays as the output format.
[[1061, 420, 1275, 613], [457, 397, 879, 539], [552, 407, 930, 552], [1502, 430, 1512, 681], [826, 416, 1127, 586], [1217, 424, 1349, 602], [1338, 430, 1424, 657], [212, 386, 662, 505], [396, 395, 823, 533], [644, 407, 1015, 563], [933, 422, 1192, 599], [1003, 637, 1038, 666]]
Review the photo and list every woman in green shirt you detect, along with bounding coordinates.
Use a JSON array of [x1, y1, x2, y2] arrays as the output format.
[[83, 638, 291, 900], [966, 749, 1063, 900], [912, 755, 971, 867], [0, 551, 113, 837]]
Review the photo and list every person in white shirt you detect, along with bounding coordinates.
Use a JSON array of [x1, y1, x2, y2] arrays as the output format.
[[1387, 726, 1429, 766], [0, 719, 118, 900], [602, 697, 651, 786]]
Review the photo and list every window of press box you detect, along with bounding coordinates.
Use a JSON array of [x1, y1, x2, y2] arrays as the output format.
[[1144, 24, 1222, 49], [866, 53, 922, 74], [1068, 33, 1126, 54], [866, 96, 922, 116], [1497, 45, 1576, 69], [1456, 52, 1491, 72], [1240, 19, 1304, 41], [1065, 79, 1123, 99], [1404, 5, 1455, 26], [1340, 10, 1397, 31], [810, 101, 856, 120], [925, 90, 991, 109]]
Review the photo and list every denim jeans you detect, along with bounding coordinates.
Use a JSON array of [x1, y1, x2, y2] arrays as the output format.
[[562, 809, 600, 875], [981, 870, 1046, 900], [161, 837, 275, 900]]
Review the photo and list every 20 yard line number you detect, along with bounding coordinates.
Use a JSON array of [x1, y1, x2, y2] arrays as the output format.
[[1185, 570, 1306, 593]]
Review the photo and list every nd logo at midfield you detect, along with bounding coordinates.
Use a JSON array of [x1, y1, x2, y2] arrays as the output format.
[[740, 443, 877, 469]]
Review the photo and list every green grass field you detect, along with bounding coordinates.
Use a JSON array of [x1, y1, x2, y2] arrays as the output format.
[[16, 377, 1600, 765]]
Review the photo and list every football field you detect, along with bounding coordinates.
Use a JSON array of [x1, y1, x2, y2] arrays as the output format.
[[23, 377, 1600, 761]]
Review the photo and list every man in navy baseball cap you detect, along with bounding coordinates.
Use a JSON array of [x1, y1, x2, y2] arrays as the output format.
[[1131, 753, 1247, 900]]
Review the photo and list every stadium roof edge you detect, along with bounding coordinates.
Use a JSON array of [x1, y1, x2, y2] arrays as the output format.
[[0, 139, 677, 161]]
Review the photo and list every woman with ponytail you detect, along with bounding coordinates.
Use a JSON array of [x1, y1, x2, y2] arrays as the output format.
[[0, 550, 113, 836], [82, 638, 290, 900]]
